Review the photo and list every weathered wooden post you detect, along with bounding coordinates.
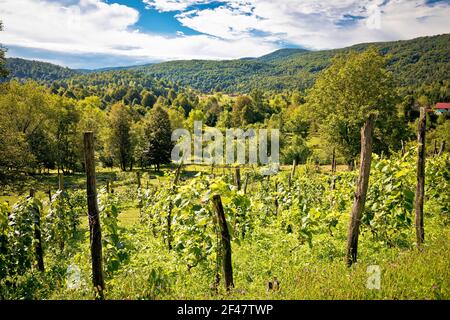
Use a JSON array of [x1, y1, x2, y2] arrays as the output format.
[[433, 140, 438, 156], [212, 195, 234, 291], [167, 202, 173, 251], [415, 107, 426, 247], [58, 173, 64, 190], [30, 189, 44, 272], [47, 189, 52, 203], [401, 140, 405, 157], [174, 161, 183, 186], [83, 132, 105, 300], [438, 140, 446, 156], [243, 173, 250, 195], [234, 167, 241, 191], [346, 114, 375, 267], [137, 171, 141, 189], [288, 159, 296, 188], [331, 148, 337, 191]]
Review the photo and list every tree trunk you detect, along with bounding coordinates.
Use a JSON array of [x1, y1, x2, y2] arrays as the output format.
[[347, 160, 355, 171], [415, 107, 426, 247], [346, 115, 375, 267], [212, 195, 234, 291], [83, 132, 105, 300]]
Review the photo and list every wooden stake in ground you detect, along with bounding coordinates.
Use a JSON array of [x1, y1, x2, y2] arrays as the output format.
[[331, 149, 337, 191], [58, 173, 64, 190], [234, 167, 241, 191], [137, 171, 141, 189], [346, 115, 375, 267], [438, 140, 446, 156], [288, 159, 296, 188], [415, 107, 426, 247], [173, 161, 183, 186], [83, 132, 105, 300], [30, 189, 44, 272], [243, 173, 250, 195], [212, 195, 234, 291]]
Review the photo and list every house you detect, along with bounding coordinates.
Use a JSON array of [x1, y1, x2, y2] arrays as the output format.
[[435, 102, 450, 115]]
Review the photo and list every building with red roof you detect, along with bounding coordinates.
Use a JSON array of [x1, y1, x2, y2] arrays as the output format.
[[434, 103, 450, 114]]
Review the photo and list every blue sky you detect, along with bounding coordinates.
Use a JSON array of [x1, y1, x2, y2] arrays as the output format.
[[1, 0, 449, 69]]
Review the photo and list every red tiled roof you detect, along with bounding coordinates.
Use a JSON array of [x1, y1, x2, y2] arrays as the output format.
[[436, 103, 450, 109]]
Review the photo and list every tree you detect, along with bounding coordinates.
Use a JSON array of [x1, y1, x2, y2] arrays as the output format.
[[107, 103, 133, 171], [307, 48, 398, 170], [0, 21, 8, 78], [173, 93, 192, 117], [144, 106, 173, 171], [232, 95, 254, 127], [141, 91, 156, 108], [306, 48, 396, 266], [167, 107, 185, 130]]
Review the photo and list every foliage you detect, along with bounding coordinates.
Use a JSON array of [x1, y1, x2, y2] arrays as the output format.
[[306, 47, 399, 164], [5, 195, 42, 275], [144, 106, 173, 170], [106, 103, 133, 171], [98, 189, 127, 275], [44, 190, 81, 253]]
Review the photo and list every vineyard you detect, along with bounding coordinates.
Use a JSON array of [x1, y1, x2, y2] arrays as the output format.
[[0, 148, 449, 300]]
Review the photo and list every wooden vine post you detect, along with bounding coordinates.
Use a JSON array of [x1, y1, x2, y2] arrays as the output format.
[[438, 140, 446, 156], [212, 195, 234, 291], [83, 132, 105, 300], [58, 172, 64, 190], [331, 148, 337, 191], [137, 171, 141, 189], [234, 167, 241, 191], [173, 160, 183, 186], [30, 188, 44, 272], [346, 114, 375, 267], [288, 159, 296, 187], [415, 107, 426, 247], [243, 173, 250, 195]]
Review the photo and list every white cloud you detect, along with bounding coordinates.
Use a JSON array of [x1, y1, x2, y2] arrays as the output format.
[[0, 0, 449, 68], [142, 0, 214, 12], [0, 0, 277, 63], [175, 0, 450, 49]]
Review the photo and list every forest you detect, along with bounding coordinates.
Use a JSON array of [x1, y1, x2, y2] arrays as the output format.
[[0, 18, 449, 300]]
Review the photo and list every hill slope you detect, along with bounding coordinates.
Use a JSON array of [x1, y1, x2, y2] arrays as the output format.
[[135, 33, 450, 92], [4, 33, 450, 93], [4, 58, 80, 81]]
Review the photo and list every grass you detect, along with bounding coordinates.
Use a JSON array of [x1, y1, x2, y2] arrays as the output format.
[[1, 165, 449, 300]]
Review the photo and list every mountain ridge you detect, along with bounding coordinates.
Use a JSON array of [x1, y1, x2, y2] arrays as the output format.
[[4, 33, 450, 92]]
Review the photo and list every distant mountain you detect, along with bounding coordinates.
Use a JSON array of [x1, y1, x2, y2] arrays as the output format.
[[256, 48, 310, 62], [4, 33, 450, 93], [134, 33, 450, 92], [4, 58, 80, 81]]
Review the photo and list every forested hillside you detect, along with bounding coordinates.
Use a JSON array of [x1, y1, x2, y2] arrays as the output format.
[[4, 58, 80, 81], [136, 33, 450, 92], [5, 34, 450, 93]]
